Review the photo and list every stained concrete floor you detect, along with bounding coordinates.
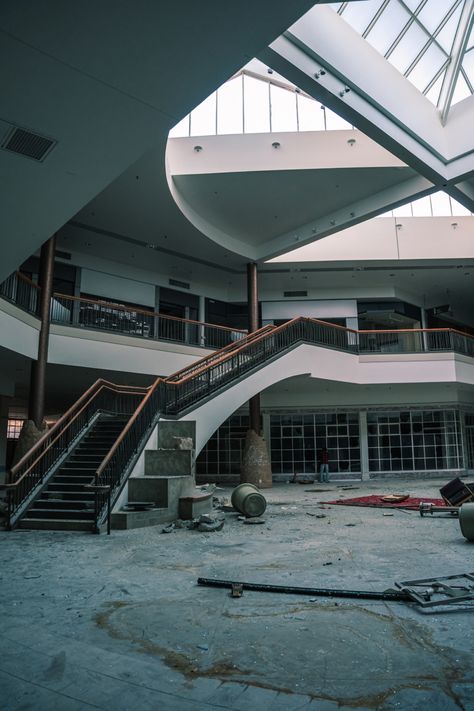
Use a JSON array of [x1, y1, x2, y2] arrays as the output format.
[[1, 478, 474, 711]]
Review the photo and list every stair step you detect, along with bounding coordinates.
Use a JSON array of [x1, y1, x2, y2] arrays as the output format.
[[16, 414, 130, 530], [18, 519, 94, 531], [24, 508, 95, 520], [53, 476, 94, 485], [34, 499, 93, 510], [41, 484, 94, 501], [44, 483, 93, 494]]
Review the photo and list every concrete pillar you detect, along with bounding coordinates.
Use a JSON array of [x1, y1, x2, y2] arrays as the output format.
[[72, 265, 81, 325], [421, 308, 429, 352], [198, 295, 206, 346], [247, 262, 261, 435], [154, 285, 160, 340], [0, 397, 8, 486], [359, 410, 370, 481], [28, 234, 56, 427]]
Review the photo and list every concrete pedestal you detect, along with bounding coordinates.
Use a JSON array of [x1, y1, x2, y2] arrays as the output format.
[[240, 429, 273, 489]]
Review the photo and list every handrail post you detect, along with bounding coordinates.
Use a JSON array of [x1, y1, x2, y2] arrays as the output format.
[[107, 488, 111, 535]]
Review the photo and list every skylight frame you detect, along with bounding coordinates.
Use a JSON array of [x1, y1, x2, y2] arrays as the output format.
[[333, 0, 474, 112]]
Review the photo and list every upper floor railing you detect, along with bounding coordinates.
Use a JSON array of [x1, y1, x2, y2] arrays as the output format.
[[0, 271, 247, 350], [2, 271, 474, 358], [0, 270, 39, 315]]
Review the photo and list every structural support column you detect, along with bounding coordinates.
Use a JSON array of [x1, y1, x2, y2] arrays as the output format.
[[198, 295, 206, 346], [247, 262, 261, 435], [28, 234, 56, 428], [0, 397, 9, 486], [421, 308, 429, 352], [359, 410, 370, 481]]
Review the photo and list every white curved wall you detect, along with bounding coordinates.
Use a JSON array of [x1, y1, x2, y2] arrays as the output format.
[[177, 344, 470, 453]]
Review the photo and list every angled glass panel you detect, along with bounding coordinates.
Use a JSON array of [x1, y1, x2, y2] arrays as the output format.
[[338, 0, 386, 35], [425, 73, 445, 103], [325, 108, 353, 130], [462, 48, 474, 86], [417, 0, 460, 36], [190, 92, 216, 136], [450, 197, 472, 215], [411, 195, 433, 216], [297, 94, 326, 131], [403, 0, 423, 10], [270, 85, 298, 132], [388, 22, 429, 73], [436, 4, 464, 53], [451, 70, 471, 104], [365, 1, 411, 56], [407, 43, 448, 92], [467, 21, 474, 49], [243, 75, 270, 133], [393, 202, 413, 217], [217, 76, 243, 135], [169, 114, 190, 138], [431, 192, 452, 215]]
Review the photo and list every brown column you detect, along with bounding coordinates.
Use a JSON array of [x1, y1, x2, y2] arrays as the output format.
[[247, 262, 261, 435], [28, 234, 56, 427]]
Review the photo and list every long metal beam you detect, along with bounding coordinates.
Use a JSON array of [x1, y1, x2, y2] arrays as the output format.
[[437, 0, 474, 125]]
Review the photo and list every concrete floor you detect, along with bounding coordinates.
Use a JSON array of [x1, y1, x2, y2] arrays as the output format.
[[1, 478, 473, 710]]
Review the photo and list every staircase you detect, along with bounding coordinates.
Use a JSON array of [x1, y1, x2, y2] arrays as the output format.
[[19, 416, 128, 531]]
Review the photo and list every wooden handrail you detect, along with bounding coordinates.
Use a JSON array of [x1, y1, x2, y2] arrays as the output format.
[[52, 291, 247, 334], [16, 271, 40, 290], [166, 318, 304, 385], [165, 323, 276, 383], [95, 378, 163, 478], [9, 379, 148, 486]]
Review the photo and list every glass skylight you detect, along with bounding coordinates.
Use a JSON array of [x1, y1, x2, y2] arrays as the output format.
[[169, 66, 354, 138], [330, 1, 474, 117]]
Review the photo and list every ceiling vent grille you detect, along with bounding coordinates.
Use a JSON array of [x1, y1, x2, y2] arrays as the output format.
[[169, 278, 190, 290], [284, 290, 307, 298], [1, 126, 56, 161]]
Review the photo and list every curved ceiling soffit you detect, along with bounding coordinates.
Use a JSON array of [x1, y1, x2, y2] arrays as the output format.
[[165, 133, 434, 262], [164, 142, 259, 261]]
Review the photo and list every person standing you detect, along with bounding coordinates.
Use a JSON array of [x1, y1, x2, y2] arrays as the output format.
[[320, 447, 329, 482]]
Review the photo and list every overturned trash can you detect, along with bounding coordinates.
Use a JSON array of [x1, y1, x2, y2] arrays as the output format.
[[459, 503, 474, 542], [231, 483, 266, 518]]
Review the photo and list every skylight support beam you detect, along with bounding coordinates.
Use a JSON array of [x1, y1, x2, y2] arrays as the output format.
[[437, 0, 474, 125]]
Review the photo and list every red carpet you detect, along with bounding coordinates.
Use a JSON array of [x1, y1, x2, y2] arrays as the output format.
[[321, 494, 445, 510]]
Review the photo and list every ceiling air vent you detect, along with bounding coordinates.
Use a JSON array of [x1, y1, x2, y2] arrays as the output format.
[[169, 278, 190, 290], [284, 290, 307, 298], [1, 126, 57, 161]]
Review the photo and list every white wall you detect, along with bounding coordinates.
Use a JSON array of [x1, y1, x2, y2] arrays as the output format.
[[179, 344, 474, 453], [48, 325, 213, 376], [81, 268, 156, 306], [270, 216, 474, 264], [262, 298, 357, 321], [66, 249, 230, 303]]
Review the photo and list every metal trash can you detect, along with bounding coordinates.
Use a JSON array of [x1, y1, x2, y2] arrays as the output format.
[[231, 483, 266, 518], [459, 503, 474, 542]]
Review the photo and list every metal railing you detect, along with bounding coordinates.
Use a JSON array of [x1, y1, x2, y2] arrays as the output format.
[[3, 380, 147, 529], [0, 271, 39, 315], [357, 327, 474, 356], [50, 292, 246, 349], [159, 317, 358, 415], [0, 272, 247, 349], [92, 382, 162, 530], [6, 314, 474, 532]]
